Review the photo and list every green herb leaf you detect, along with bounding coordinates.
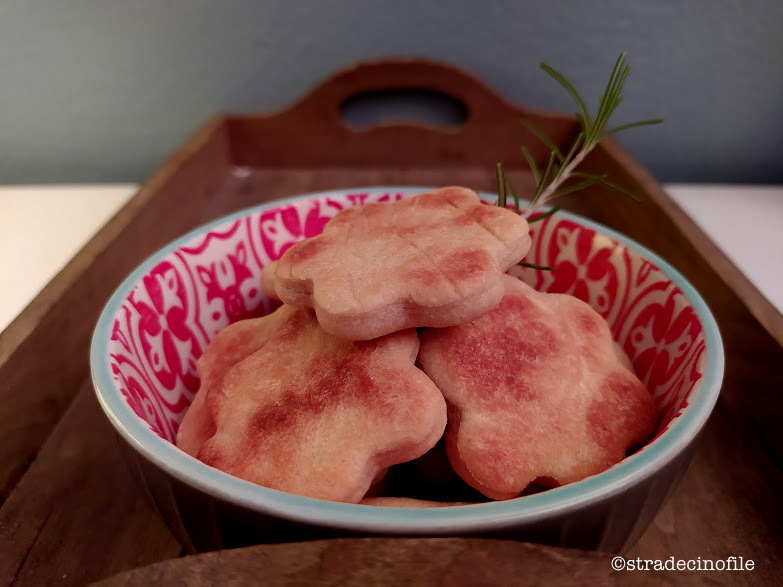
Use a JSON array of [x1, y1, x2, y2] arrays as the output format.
[[522, 119, 565, 163], [504, 173, 521, 213], [495, 163, 507, 208], [518, 260, 554, 271], [527, 206, 561, 223], [540, 62, 591, 133], [552, 174, 607, 198], [520, 146, 542, 187], [604, 118, 664, 136], [592, 177, 642, 202]]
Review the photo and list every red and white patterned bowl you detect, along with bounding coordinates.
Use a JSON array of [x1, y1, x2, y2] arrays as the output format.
[[91, 187, 724, 553]]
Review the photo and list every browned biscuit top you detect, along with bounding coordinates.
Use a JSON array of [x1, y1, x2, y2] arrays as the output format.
[[419, 275, 656, 500], [274, 187, 531, 340]]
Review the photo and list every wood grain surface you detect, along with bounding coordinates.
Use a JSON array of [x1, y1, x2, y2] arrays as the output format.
[[94, 537, 725, 587], [0, 58, 780, 585]]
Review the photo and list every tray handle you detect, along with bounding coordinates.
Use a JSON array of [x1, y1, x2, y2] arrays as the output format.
[[230, 57, 578, 168], [292, 57, 521, 131]]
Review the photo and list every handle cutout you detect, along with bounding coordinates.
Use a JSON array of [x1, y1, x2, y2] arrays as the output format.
[[339, 88, 468, 130]]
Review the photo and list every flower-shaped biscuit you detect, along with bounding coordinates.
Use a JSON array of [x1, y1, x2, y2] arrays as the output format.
[[197, 307, 447, 503], [273, 187, 531, 340], [419, 275, 656, 500], [176, 307, 290, 456]]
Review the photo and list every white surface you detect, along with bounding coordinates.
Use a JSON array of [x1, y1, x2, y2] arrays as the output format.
[[0, 183, 781, 334], [0, 185, 137, 332], [665, 184, 783, 312]]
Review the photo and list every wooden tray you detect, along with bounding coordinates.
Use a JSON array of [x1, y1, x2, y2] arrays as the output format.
[[1, 58, 780, 586]]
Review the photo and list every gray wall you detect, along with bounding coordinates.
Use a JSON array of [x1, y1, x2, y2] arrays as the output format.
[[0, 0, 781, 184]]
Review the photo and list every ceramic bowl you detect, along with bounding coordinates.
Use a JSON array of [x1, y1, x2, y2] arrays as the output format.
[[90, 187, 723, 553]]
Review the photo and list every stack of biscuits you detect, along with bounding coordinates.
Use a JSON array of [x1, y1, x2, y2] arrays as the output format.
[[177, 187, 655, 504]]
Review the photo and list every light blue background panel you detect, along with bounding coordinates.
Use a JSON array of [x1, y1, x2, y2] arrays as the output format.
[[0, 1, 780, 184]]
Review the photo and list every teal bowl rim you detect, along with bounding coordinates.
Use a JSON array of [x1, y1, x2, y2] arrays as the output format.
[[90, 186, 724, 534]]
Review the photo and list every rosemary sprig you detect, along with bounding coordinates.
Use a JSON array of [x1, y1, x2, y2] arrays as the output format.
[[497, 53, 662, 219]]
